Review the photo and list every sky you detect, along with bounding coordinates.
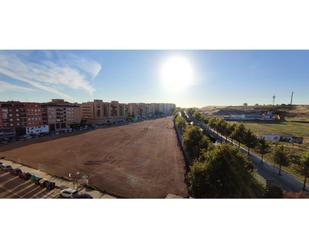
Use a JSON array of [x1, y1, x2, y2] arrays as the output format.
[[0, 50, 308, 107]]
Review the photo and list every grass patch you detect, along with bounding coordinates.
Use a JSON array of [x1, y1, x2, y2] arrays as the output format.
[[228, 121, 309, 182]]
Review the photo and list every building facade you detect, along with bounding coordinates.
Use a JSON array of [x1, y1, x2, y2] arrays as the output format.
[[0, 99, 176, 138], [42, 99, 81, 132], [0, 101, 45, 135], [81, 100, 127, 125]]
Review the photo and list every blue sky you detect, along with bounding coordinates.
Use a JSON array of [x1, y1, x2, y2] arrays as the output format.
[[0, 50, 308, 107]]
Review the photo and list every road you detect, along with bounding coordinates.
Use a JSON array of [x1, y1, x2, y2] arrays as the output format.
[[185, 112, 307, 192]]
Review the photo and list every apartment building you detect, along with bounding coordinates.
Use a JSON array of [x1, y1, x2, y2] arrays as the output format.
[[127, 103, 138, 117], [81, 100, 127, 124], [0, 99, 176, 137], [0, 101, 47, 135], [42, 99, 81, 132], [127, 102, 175, 118]]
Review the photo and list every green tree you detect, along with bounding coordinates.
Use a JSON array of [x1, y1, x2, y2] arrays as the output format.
[[192, 111, 202, 120], [183, 126, 211, 161], [187, 108, 196, 115], [175, 115, 186, 132], [201, 115, 209, 125], [221, 122, 235, 142], [216, 119, 228, 143], [208, 117, 219, 130], [296, 152, 309, 191], [257, 138, 270, 163], [228, 123, 236, 135], [273, 145, 289, 175], [243, 129, 258, 155], [231, 123, 246, 148], [189, 144, 264, 198]]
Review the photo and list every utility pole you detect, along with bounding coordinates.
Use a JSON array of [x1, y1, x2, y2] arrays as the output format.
[[290, 91, 294, 105], [272, 95, 276, 106]]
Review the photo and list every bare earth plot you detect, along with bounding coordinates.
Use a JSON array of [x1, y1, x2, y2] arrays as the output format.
[[0, 117, 188, 198]]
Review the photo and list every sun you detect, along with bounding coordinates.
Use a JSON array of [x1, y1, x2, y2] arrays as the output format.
[[160, 56, 194, 92]]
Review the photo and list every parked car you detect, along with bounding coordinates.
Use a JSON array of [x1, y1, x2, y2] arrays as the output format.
[[60, 188, 79, 198], [0, 164, 12, 172], [39, 179, 48, 187], [74, 193, 93, 199], [45, 181, 56, 191], [11, 168, 22, 176], [30, 175, 42, 185], [19, 172, 32, 180]]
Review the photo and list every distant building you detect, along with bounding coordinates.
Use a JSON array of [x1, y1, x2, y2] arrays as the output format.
[[260, 134, 281, 142], [260, 134, 303, 144], [280, 135, 303, 144], [80, 101, 94, 122], [0, 101, 44, 136], [42, 99, 81, 132], [81, 100, 176, 123], [127, 103, 138, 118], [224, 111, 276, 121], [0, 99, 176, 137], [81, 99, 127, 124]]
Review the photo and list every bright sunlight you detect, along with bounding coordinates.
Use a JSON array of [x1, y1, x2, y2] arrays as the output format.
[[160, 56, 194, 92]]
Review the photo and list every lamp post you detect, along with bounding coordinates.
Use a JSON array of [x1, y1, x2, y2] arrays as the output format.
[[67, 149, 81, 189]]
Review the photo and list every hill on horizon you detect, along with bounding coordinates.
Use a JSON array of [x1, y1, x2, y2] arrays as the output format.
[[200, 104, 309, 122]]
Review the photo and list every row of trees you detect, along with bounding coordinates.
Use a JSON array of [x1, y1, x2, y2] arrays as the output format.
[[189, 144, 265, 198], [194, 112, 309, 191], [174, 112, 265, 197], [207, 117, 268, 158]]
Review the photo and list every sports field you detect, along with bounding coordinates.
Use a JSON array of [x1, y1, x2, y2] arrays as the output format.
[[0, 117, 188, 198]]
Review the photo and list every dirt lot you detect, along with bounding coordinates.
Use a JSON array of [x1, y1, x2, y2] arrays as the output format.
[[0, 117, 188, 198]]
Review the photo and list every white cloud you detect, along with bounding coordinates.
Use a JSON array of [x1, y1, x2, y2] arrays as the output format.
[[64, 56, 102, 78], [0, 80, 35, 92], [0, 52, 101, 100]]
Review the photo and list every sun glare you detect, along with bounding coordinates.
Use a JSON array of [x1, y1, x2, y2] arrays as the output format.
[[160, 56, 194, 92]]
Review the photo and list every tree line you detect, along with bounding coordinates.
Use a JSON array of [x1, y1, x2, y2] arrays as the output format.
[[190, 110, 309, 192], [175, 111, 265, 198]]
